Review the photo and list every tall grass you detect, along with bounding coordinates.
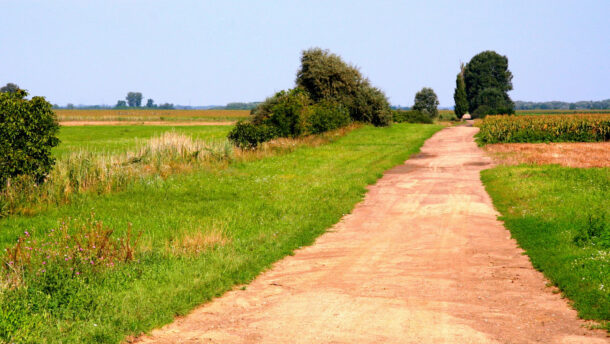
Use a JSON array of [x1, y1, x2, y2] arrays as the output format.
[[0, 132, 234, 217]]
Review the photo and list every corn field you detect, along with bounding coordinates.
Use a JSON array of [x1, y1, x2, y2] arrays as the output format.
[[476, 114, 610, 144]]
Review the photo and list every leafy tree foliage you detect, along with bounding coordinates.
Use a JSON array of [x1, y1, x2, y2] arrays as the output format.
[[464, 51, 514, 115], [145, 98, 155, 108], [115, 100, 128, 109], [412, 87, 439, 118], [473, 87, 514, 118], [0, 90, 60, 187], [230, 48, 391, 147], [453, 63, 468, 118], [0, 83, 20, 94], [295, 48, 391, 126], [126, 92, 143, 107]]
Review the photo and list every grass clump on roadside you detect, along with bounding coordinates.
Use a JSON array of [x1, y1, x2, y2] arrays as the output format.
[[481, 165, 609, 330], [476, 114, 610, 144], [0, 123, 441, 343]]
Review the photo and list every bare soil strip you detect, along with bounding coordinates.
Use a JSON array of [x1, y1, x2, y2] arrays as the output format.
[[136, 126, 608, 343], [484, 142, 610, 168], [60, 121, 235, 126]]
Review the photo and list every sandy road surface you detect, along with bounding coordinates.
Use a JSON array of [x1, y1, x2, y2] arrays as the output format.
[[60, 121, 235, 126], [136, 126, 607, 344]]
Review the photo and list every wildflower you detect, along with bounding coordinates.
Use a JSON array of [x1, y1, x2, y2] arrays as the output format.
[[41, 269, 45, 273], [90, 260, 94, 265], [42, 261, 46, 265], [75, 272, 80, 275]]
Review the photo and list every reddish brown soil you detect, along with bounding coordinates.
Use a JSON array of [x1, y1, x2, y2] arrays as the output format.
[[60, 121, 235, 126], [135, 126, 608, 344], [484, 142, 610, 168]]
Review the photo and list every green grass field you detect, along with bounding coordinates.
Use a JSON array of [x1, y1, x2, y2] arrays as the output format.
[[53, 125, 233, 157], [482, 165, 609, 330], [0, 123, 442, 343]]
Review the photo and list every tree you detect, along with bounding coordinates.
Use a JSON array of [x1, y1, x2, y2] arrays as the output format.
[[453, 63, 468, 118], [146, 98, 155, 108], [126, 92, 143, 107], [115, 100, 127, 108], [464, 51, 514, 115], [0, 83, 20, 94], [295, 47, 391, 126], [413, 87, 439, 118], [0, 90, 60, 187]]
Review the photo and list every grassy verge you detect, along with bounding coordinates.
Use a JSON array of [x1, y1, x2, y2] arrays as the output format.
[[0, 123, 442, 343], [481, 165, 609, 330]]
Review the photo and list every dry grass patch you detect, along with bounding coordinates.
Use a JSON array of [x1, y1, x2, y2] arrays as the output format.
[[165, 230, 230, 257], [484, 142, 610, 168]]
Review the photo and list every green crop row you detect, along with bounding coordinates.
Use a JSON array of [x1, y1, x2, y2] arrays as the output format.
[[476, 114, 610, 144]]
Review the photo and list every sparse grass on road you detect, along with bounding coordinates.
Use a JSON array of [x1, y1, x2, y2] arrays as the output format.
[[482, 165, 610, 330], [0, 123, 442, 343]]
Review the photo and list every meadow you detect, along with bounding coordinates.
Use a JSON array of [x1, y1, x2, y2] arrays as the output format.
[[53, 125, 233, 157], [0, 123, 442, 343], [54, 109, 250, 122], [482, 166, 609, 330]]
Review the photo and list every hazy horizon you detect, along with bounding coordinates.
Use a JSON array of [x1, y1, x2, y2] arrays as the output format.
[[2, 1, 608, 107]]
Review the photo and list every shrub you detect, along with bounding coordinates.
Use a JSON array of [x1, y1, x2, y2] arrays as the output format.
[[350, 83, 392, 126], [475, 114, 610, 144], [228, 121, 278, 148], [392, 110, 433, 124], [0, 90, 59, 187], [306, 101, 351, 134]]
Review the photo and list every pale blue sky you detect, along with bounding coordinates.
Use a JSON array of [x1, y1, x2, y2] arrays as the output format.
[[1, 1, 608, 107]]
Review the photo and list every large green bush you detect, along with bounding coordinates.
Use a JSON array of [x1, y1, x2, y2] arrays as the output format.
[[296, 48, 392, 127], [227, 121, 278, 148], [231, 48, 391, 147], [306, 101, 351, 134], [0, 90, 59, 187]]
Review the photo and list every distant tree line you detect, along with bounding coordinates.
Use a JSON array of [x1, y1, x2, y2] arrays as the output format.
[[115, 92, 174, 109], [514, 99, 610, 110]]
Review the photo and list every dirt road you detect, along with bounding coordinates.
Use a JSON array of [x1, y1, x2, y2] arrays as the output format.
[[136, 126, 607, 343]]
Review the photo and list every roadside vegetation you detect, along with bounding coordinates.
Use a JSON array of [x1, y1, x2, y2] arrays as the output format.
[[228, 48, 393, 148], [0, 123, 442, 343], [475, 114, 610, 144], [481, 165, 609, 330]]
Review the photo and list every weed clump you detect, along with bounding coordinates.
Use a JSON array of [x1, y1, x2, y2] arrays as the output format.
[[1, 214, 140, 290]]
